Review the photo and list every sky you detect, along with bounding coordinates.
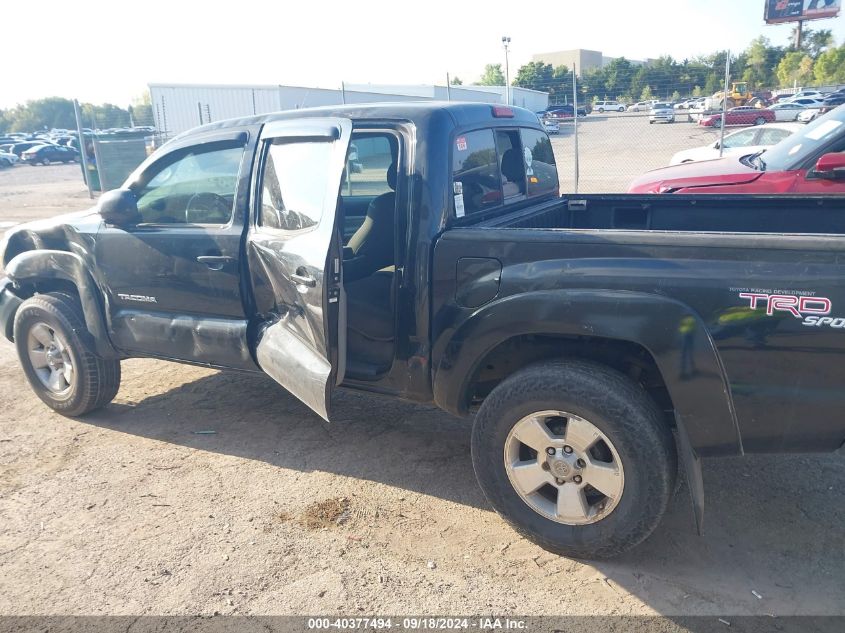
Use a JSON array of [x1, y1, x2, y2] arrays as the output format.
[[2, 0, 844, 109]]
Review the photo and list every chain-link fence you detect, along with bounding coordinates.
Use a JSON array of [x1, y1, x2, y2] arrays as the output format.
[[535, 64, 842, 193]]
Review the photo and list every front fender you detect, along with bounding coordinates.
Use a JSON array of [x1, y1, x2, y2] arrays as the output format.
[[433, 289, 741, 457], [6, 250, 117, 358]]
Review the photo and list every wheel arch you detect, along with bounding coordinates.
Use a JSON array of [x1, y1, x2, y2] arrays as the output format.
[[433, 289, 742, 457], [5, 250, 117, 358]]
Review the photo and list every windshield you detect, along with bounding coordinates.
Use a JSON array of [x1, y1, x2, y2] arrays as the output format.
[[754, 104, 845, 172]]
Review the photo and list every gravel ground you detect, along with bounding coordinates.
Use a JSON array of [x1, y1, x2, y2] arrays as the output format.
[[0, 153, 843, 620]]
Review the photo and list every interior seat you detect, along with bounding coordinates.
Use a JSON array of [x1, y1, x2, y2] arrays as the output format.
[[344, 163, 396, 282], [501, 148, 526, 196]]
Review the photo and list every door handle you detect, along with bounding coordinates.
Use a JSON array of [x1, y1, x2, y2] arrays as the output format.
[[197, 255, 234, 270], [290, 272, 317, 287]]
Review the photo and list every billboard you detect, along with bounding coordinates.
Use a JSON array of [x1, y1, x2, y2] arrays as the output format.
[[765, 0, 842, 23]]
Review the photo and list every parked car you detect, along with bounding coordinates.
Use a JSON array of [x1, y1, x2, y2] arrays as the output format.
[[21, 144, 79, 165], [770, 102, 807, 121], [542, 118, 560, 134], [627, 100, 658, 112], [8, 141, 58, 158], [648, 103, 675, 124], [0, 151, 19, 168], [699, 107, 776, 127], [783, 90, 824, 102], [673, 99, 698, 110], [819, 93, 845, 115], [545, 105, 587, 119], [629, 104, 845, 193], [594, 100, 625, 113], [669, 123, 802, 165], [798, 108, 822, 123]]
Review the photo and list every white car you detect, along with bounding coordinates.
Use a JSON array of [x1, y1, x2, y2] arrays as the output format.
[[649, 103, 675, 124], [668, 122, 802, 165], [797, 108, 822, 123], [0, 151, 19, 168], [770, 102, 807, 121], [594, 100, 625, 113], [542, 119, 560, 134], [627, 100, 658, 112], [782, 90, 823, 102]]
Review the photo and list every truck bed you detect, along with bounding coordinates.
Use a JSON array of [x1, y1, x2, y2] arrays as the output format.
[[478, 194, 845, 235]]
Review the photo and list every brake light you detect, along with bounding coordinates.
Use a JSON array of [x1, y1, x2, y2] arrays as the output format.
[[492, 106, 514, 118]]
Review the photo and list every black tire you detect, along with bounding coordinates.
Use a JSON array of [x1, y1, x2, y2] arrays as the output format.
[[13, 292, 121, 416], [0, 158, 10, 168], [755, 117, 766, 126], [471, 360, 676, 559]]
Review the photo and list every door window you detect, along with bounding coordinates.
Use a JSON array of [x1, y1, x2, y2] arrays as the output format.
[[757, 128, 792, 146], [452, 129, 501, 216], [343, 136, 395, 197], [134, 144, 243, 225], [259, 139, 335, 231], [721, 129, 757, 149]]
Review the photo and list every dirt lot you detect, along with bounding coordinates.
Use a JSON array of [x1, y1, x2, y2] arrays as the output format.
[[1, 156, 844, 620]]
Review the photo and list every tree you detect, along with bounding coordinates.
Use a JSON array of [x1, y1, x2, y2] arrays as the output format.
[[742, 36, 775, 88], [478, 64, 506, 86], [513, 61, 554, 91], [692, 85, 703, 97], [776, 51, 815, 87], [640, 85, 653, 100], [671, 90, 681, 102], [129, 91, 154, 127], [450, 76, 463, 86], [814, 45, 845, 84]]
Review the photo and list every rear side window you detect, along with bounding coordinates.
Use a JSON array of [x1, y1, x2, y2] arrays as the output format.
[[452, 127, 558, 218], [521, 129, 558, 197], [452, 129, 500, 216]]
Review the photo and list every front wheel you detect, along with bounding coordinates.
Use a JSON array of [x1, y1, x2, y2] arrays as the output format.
[[14, 293, 121, 416], [471, 360, 676, 559]]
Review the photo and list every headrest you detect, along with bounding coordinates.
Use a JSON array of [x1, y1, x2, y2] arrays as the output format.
[[387, 162, 397, 191]]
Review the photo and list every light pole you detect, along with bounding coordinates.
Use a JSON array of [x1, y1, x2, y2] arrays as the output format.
[[502, 36, 511, 105]]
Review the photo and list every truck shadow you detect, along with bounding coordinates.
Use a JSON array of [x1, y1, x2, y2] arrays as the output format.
[[83, 368, 845, 614]]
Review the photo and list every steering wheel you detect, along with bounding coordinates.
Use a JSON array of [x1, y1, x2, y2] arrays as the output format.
[[186, 192, 231, 223]]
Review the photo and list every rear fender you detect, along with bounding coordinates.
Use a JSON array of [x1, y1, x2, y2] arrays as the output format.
[[6, 250, 117, 358], [433, 289, 741, 457]]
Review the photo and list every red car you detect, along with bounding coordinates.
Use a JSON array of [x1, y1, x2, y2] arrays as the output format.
[[699, 106, 776, 127], [629, 105, 845, 194]]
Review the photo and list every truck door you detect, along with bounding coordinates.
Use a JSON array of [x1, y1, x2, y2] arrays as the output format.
[[247, 118, 351, 421]]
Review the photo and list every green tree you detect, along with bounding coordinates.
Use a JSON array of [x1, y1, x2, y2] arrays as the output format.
[[640, 85, 653, 100], [478, 64, 506, 86], [814, 45, 845, 84], [742, 36, 773, 88], [671, 90, 681, 102], [129, 92, 154, 126], [450, 76, 463, 86], [692, 85, 703, 97], [776, 51, 815, 87], [513, 61, 554, 91]]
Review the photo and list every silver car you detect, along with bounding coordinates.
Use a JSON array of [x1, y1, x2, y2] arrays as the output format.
[[649, 103, 676, 124]]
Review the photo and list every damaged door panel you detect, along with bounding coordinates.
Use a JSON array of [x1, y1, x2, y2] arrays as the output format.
[[248, 118, 351, 420]]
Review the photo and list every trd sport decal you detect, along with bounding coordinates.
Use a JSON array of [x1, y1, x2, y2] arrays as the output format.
[[737, 291, 845, 328]]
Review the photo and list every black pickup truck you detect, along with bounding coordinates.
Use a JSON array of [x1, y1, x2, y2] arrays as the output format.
[[3, 103, 845, 558]]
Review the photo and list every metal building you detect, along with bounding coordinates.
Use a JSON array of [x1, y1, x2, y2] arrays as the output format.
[[148, 82, 549, 137]]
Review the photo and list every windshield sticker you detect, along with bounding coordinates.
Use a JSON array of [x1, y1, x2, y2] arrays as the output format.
[[454, 193, 465, 218], [523, 147, 534, 176], [456, 136, 468, 152], [805, 120, 843, 141]]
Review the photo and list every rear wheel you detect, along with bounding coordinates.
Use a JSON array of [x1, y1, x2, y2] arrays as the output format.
[[471, 360, 676, 559], [41, 157, 50, 166], [14, 293, 121, 416], [755, 117, 766, 126]]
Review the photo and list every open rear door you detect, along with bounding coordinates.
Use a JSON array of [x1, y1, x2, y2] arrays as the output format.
[[248, 118, 352, 420]]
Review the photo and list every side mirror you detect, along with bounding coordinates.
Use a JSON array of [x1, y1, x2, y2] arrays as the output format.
[[814, 153, 845, 179], [98, 188, 140, 225]]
